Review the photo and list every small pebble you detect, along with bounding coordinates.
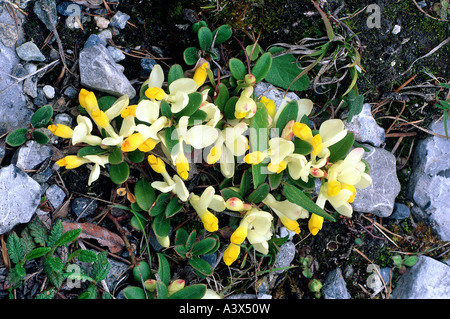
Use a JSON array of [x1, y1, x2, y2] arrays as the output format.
[[16, 41, 46, 62], [95, 16, 110, 29], [43, 85, 55, 99], [109, 11, 130, 29]]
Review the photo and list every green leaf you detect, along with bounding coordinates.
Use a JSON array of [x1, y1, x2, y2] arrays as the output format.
[[328, 132, 355, 163], [78, 249, 98, 263], [157, 253, 171, 286], [92, 251, 110, 282], [186, 230, 197, 251], [55, 228, 82, 247], [275, 100, 298, 136], [32, 130, 49, 144], [168, 64, 184, 88], [169, 284, 206, 299], [134, 178, 156, 212], [392, 255, 403, 267], [127, 149, 145, 163], [133, 260, 151, 282], [123, 286, 147, 299], [165, 196, 183, 218], [9, 264, 26, 288], [175, 228, 189, 246], [239, 169, 252, 197], [283, 183, 336, 222], [6, 128, 28, 147], [269, 172, 283, 190], [247, 183, 270, 204], [265, 47, 310, 91], [249, 103, 269, 188], [191, 237, 217, 256], [150, 193, 171, 217], [130, 214, 146, 232], [97, 96, 117, 111], [45, 256, 64, 273], [174, 245, 188, 259], [109, 162, 130, 185], [223, 96, 238, 120], [25, 247, 51, 261], [48, 219, 63, 248], [28, 218, 48, 246], [403, 256, 419, 267], [188, 109, 207, 125], [183, 47, 199, 65], [246, 43, 262, 61], [156, 281, 169, 299], [188, 256, 214, 276], [77, 145, 108, 157], [160, 101, 173, 119], [20, 229, 35, 256], [251, 52, 272, 83], [293, 139, 313, 155], [198, 26, 213, 51], [229, 58, 247, 81], [346, 89, 364, 123], [152, 214, 170, 238], [6, 232, 24, 264], [35, 288, 56, 299], [221, 188, 244, 201], [108, 146, 123, 164], [214, 83, 229, 112], [212, 24, 232, 45], [31, 104, 53, 128], [174, 92, 203, 117], [192, 20, 207, 33]]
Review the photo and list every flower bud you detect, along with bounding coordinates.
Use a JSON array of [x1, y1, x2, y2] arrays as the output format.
[[168, 279, 186, 296], [48, 124, 74, 139], [144, 279, 157, 292], [147, 155, 166, 173], [244, 74, 256, 85], [223, 243, 240, 266], [225, 197, 245, 211]]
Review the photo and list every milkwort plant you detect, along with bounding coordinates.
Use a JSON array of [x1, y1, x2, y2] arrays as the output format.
[[43, 22, 372, 297]]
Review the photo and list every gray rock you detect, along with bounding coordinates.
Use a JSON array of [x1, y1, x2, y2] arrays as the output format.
[[71, 197, 98, 218], [272, 241, 296, 275], [391, 256, 450, 299], [322, 268, 351, 299], [344, 103, 385, 147], [406, 118, 450, 241], [79, 44, 136, 98], [43, 85, 55, 99], [105, 258, 129, 293], [83, 34, 106, 49], [12, 140, 53, 170], [390, 203, 410, 219], [0, 164, 42, 234], [140, 58, 156, 77], [254, 81, 301, 110], [16, 41, 46, 62], [352, 145, 401, 217], [22, 63, 38, 98], [33, 0, 58, 32], [54, 113, 73, 127], [0, 22, 19, 47], [45, 184, 65, 209], [109, 11, 130, 29], [63, 86, 78, 99], [107, 46, 125, 62]]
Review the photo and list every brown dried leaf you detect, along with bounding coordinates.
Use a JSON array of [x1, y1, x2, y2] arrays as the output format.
[[62, 221, 125, 253]]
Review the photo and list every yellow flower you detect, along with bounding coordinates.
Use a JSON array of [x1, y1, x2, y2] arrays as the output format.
[[206, 146, 221, 164], [78, 89, 98, 114], [342, 184, 357, 203], [223, 243, 241, 266], [308, 214, 323, 236], [327, 180, 342, 197], [235, 87, 256, 119], [193, 62, 209, 88], [91, 108, 110, 129], [230, 225, 248, 245], [56, 155, 89, 169], [48, 124, 73, 139], [244, 151, 265, 165], [267, 160, 287, 174], [145, 87, 167, 100], [175, 152, 189, 180], [147, 155, 166, 174], [189, 186, 226, 232], [121, 133, 146, 152], [260, 96, 276, 119], [293, 122, 313, 141], [138, 138, 158, 152], [199, 210, 219, 232], [121, 104, 137, 118]]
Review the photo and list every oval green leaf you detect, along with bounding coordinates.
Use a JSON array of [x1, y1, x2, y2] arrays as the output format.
[[251, 52, 272, 83], [168, 284, 206, 299], [189, 257, 214, 276], [6, 128, 28, 147], [108, 146, 123, 164], [212, 24, 232, 45], [150, 193, 171, 217], [165, 196, 183, 218], [198, 26, 213, 51], [109, 162, 130, 185], [133, 260, 151, 282], [134, 178, 156, 212], [31, 105, 53, 128], [183, 47, 199, 65], [168, 64, 184, 88], [123, 286, 147, 299], [229, 58, 247, 81], [157, 253, 171, 286], [32, 130, 50, 144], [77, 145, 108, 157], [247, 183, 270, 204], [191, 237, 217, 256]]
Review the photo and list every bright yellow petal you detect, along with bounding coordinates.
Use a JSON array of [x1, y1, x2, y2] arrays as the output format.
[[138, 138, 158, 152], [148, 154, 166, 173], [121, 133, 146, 152], [193, 62, 209, 88], [327, 180, 341, 197], [293, 122, 313, 141], [91, 108, 110, 128], [223, 243, 240, 266], [145, 87, 166, 100], [48, 124, 73, 139], [308, 214, 323, 236], [311, 134, 323, 156], [200, 210, 219, 232], [260, 96, 276, 119], [230, 225, 248, 245], [56, 155, 88, 169], [244, 151, 265, 165]]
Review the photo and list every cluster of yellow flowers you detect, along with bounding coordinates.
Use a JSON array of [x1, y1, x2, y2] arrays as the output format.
[[49, 62, 372, 267]]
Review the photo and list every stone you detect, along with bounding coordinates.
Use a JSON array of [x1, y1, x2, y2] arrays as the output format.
[[43, 85, 55, 99], [56, 1, 82, 16], [71, 197, 98, 218], [79, 43, 136, 98], [63, 86, 78, 99], [33, 0, 58, 32], [322, 268, 351, 299], [95, 16, 110, 29], [45, 184, 65, 209], [140, 58, 156, 77], [390, 203, 411, 219], [344, 103, 385, 147], [391, 256, 450, 299], [272, 241, 296, 275], [54, 113, 73, 127], [406, 118, 450, 241], [109, 11, 130, 29], [12, 140, 53, 171], [104, 258, 129, 292], [16, 41, 46, 62], [254, 81, 301, 110], [0, 22, 19, 47], [83, 34, 106, 49], [352, 145, 401, 217], [107, 46, 126, 62], [22, 63, 38, 98], [0, 164, 42, 234]]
